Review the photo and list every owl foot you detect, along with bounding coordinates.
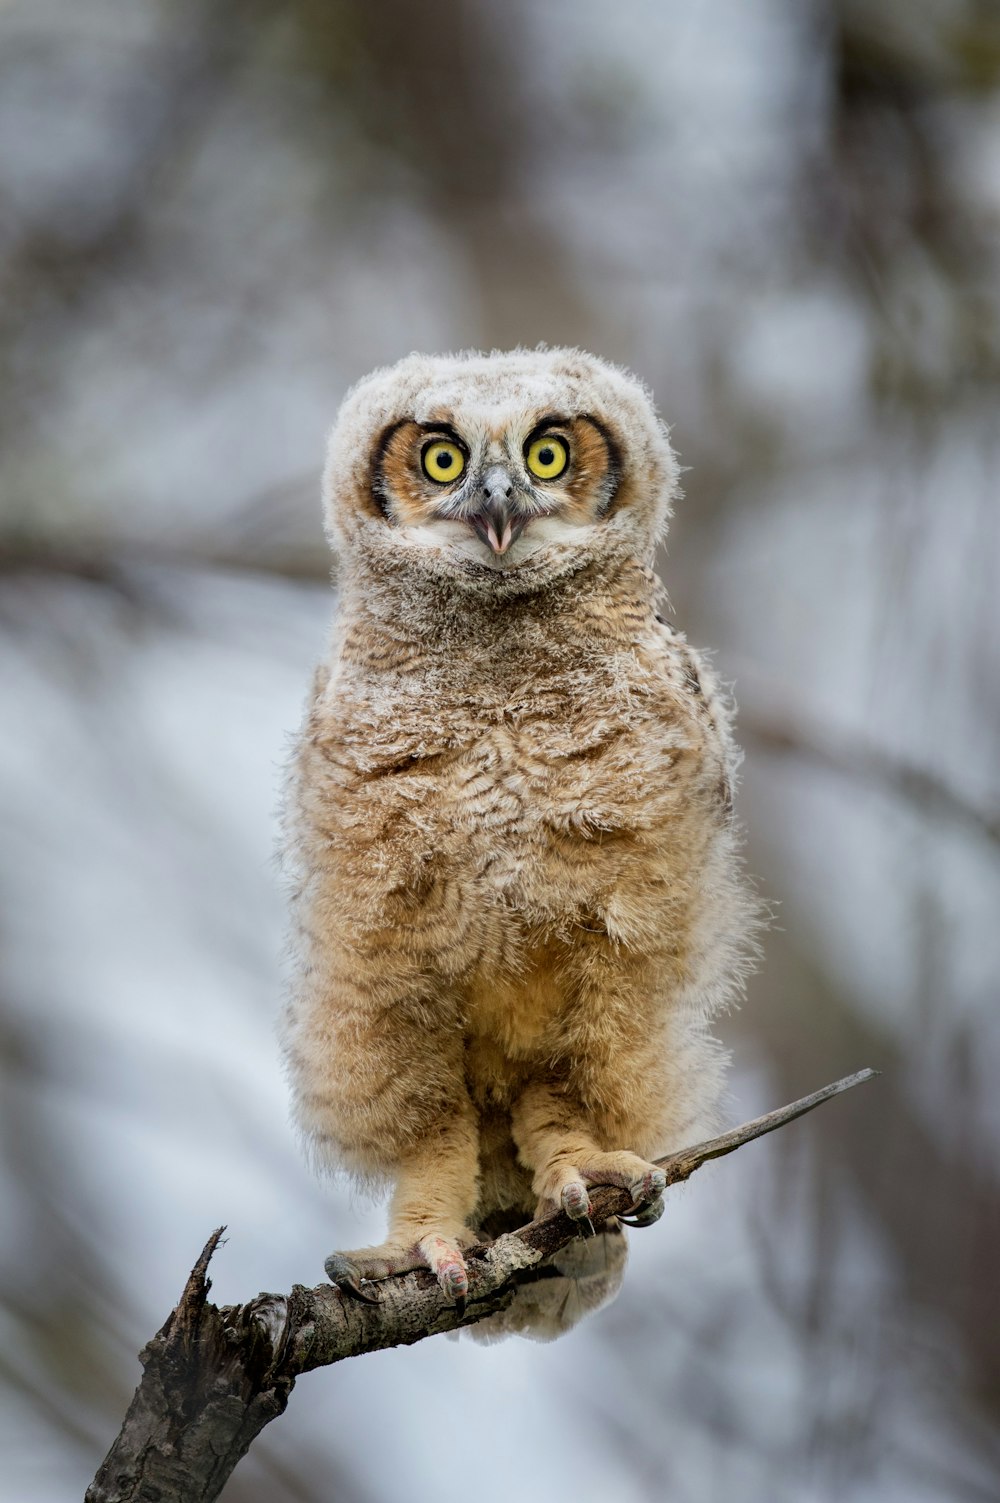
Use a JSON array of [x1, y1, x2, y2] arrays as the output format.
[[582, 1157, 665, 1207], [324, 1245, 423, 1305], [537, 1152, 666, 1233], [586, 1161, 666, 1228], [614, 1165, 667, 1227], [324, 1233, 470, 1309]]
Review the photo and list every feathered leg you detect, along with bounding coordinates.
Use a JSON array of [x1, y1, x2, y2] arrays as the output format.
[[511, 1083, 666, 1231], [324, 1097, 480, 1306], [284, 912, 482, 1307]]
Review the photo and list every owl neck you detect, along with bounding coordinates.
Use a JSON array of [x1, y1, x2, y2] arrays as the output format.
[[335, 544, 660, 684]]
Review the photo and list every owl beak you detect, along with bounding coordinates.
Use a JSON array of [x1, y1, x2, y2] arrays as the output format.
[[469, 466, 527, 555]]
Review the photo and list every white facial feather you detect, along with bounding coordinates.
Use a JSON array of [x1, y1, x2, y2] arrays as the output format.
[[322, 346, 679, 576], [402, 512, 595, 569]]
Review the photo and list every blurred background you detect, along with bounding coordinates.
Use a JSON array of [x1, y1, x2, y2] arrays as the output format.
[[2, 1, 999, 1499]]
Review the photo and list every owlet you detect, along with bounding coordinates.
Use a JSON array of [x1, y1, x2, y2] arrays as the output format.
[[282, 348, 756, 1339]]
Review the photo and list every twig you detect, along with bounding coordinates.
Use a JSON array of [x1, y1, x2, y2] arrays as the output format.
[[86, 1069, 878, 1503]]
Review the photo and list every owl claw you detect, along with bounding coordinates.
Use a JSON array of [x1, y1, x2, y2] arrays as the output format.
[[619, 1193, 665, 1228], [339, 1277, 381, 1304], [324, 1253, 380, 1304]]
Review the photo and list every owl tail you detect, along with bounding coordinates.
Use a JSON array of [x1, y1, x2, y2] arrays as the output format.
[[467, 1222, 628, 1343]]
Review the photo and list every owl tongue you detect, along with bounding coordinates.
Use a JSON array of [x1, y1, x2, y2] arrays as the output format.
[[485, 515, 512, 554], [470, 497, 526, 555]]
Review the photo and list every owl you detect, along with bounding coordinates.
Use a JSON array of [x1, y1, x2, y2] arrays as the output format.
[[282, 348, 756, 1339]]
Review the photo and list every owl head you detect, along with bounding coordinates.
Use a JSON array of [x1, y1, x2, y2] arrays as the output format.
[[323, 348, 678, 594]]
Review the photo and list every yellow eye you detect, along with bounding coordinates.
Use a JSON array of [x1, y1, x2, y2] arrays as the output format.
[[526, 434, 569, 481], [421, 440, 466, 484]]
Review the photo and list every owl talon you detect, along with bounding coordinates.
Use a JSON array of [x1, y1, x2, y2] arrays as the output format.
[[338, 1277, 380, 1304], [576, 1215, 596, 1239], [324, 1253, 380, 1304], [618, 1192, 665, 1228]]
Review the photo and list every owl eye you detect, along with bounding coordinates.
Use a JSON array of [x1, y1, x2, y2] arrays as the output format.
[[525, 434, 569, 481], [421, 440, 466, 484]]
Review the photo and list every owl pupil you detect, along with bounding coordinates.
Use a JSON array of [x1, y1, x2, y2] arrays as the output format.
[[438, 452, 453, 468], [538, 447, 554, 465]]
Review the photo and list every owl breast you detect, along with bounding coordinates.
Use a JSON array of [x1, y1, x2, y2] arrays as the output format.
[[309, 639, 728, 1085]]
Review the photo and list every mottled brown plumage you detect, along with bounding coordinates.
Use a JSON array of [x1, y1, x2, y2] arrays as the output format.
[[282, 348, 757, 1338]]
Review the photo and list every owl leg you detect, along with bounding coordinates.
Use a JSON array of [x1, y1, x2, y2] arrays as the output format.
[[325, 1102, 480, 1308], [511, 1085, 666, 1231]]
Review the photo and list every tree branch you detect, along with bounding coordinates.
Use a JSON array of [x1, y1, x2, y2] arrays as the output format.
[[86, 1069, 878, 1503], [742, 710, 1000, 852]]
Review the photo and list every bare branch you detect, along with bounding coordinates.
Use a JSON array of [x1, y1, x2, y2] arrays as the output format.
[[86, 1069, 878, 1503], [0, 536, 330, 587], [743, 711, 1000, 852], [655, 1064, 879, 1177]]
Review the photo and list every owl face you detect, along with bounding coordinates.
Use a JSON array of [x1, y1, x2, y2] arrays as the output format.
[[324, 349, 678, 586], [375, 409, 620, 563]]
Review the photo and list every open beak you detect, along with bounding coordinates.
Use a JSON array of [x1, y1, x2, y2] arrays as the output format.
[[469, 466, 527, 555], [469, 501, 527, 555]]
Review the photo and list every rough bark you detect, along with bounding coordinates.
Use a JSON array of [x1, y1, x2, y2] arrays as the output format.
[[86, 1068, 877, 1503]]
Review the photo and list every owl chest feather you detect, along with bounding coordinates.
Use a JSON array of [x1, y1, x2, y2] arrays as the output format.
[[313, 630, 725, 975]]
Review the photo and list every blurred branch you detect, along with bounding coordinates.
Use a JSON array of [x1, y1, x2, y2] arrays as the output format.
[[86, 1070, 877, 1503], [0, 538, 330, 587], [744, 710, 1000, 852]]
